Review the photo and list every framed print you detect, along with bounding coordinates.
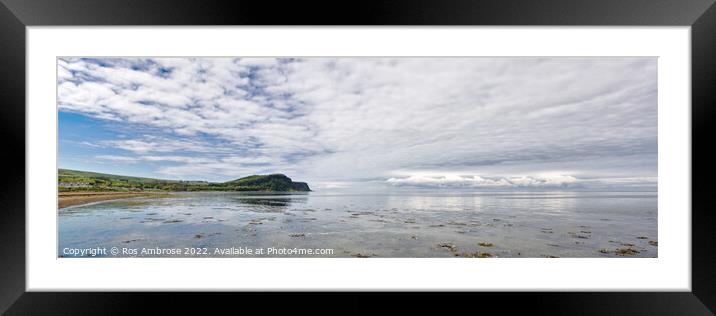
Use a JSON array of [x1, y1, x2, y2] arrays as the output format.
[[1, 0, 715, 314]]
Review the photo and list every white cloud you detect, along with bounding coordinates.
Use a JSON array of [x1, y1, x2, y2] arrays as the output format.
[[101, 136, 232, 154], [385, 174, 656, 189], [60, 57, 657, 188], [386, 174, 579, 188], [94, 155, 139, 163]]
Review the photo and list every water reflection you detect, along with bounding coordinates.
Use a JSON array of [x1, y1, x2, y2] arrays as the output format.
[[234, 197, 295, 207]]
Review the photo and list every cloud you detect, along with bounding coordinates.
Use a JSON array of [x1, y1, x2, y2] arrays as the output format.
[[385, 174, 657, 189], [386, 174, 579, 188], [94, 155, 139, 163], [101, 136, 233, 154], [59, 57, 657, 188]]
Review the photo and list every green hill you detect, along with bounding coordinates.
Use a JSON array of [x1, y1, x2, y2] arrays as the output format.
[[224, 174, 310, 191], [58, 169, 310, 192]]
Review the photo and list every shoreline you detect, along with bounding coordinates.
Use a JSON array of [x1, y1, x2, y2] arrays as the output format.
[[58, 191, 171, 209], [58, 190, 311, 209]]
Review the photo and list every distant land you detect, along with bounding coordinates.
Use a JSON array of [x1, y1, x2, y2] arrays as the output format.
[[58, 169, 311, 192]]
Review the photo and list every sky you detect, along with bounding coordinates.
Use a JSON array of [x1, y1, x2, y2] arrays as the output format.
[[58, 57, 657, 190]]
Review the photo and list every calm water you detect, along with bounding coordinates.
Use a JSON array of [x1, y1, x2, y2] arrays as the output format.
[[58, 191, 657, 258]]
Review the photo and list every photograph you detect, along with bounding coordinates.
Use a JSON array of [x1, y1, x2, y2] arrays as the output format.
[[4, 0, 713, 312], [57, 57, 658, 258]]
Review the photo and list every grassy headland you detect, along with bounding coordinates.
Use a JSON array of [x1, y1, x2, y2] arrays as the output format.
[[58, 169, 311, 208], [59, 169, 310, 192]]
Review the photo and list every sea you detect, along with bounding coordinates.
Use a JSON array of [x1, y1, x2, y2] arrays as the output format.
[[58, 190, 657, 258]]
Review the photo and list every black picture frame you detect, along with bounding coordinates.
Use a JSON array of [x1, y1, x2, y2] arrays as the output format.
[[1, 0, 714, 314]]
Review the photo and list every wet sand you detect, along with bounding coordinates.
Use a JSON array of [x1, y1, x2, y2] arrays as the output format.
[[58, 191, 170, 208]]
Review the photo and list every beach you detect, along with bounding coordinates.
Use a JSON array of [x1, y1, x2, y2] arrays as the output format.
[[58, 191, 170, 209]]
